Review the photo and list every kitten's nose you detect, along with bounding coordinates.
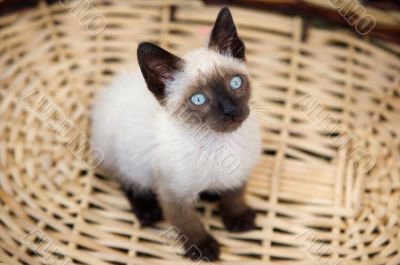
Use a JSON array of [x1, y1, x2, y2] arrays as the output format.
[[220, 98, 236, 117]]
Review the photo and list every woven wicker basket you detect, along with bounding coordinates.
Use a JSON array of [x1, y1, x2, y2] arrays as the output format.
[[243, 0, 400, 29], [1, 0, 399, 264]]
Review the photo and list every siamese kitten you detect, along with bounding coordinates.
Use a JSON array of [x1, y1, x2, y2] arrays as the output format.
[[91, 7, 261, 261]]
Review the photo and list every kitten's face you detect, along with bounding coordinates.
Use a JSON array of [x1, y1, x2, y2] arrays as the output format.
[[167, 51, 251, 133], [138, 7, 250, 133]]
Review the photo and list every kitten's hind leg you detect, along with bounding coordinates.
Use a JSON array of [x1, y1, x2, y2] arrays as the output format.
[[122, 184, 164, 227]]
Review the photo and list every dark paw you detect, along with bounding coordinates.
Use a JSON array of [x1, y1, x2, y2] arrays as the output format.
[[222, 207, 256, 232], [133, 203, 163, 227], [199, 191, 221, 202], [123, 186, 163, 227], [184, 234, 220, 261]]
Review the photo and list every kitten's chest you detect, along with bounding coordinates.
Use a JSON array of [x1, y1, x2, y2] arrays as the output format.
[[190, 139, 257, 194], [174, 125, 259, 188], [195, 136, 247, 176], [157, 116, 261, 195]]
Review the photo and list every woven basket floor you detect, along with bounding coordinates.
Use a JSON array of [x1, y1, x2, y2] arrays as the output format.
[[1, 1, 400, 264]]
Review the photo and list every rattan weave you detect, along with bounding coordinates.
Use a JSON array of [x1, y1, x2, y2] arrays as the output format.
[[304, 0, 400, 29], [0, 1, 399, 264]]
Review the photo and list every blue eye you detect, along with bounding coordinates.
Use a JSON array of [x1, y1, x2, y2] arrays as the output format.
[[190, 93, 206, 105], [230, 75, 242, 90]]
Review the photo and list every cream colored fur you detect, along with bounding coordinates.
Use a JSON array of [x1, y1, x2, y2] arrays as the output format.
[[91, 48, 261, 203]]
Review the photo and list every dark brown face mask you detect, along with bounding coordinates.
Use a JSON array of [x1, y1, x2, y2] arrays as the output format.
[[181, 69, 251, 133], [137, 7, 249, 133]]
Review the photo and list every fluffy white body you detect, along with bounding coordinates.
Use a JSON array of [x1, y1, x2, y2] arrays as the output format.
[[91, 48, 261, 202]]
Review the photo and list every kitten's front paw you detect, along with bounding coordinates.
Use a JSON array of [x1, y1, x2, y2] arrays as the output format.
[[222, 207, 256, 232], [184, 234, 220, 261]]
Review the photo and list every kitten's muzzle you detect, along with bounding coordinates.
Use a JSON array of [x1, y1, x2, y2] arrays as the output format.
[[220, 98, 236, 118], [213, 98, 249, 133]]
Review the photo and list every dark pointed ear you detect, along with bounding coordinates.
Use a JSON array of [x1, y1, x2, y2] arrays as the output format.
[[137, 42, 183, 101], [208, 7, 245, 60]]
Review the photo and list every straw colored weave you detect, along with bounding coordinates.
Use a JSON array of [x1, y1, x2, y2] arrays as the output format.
[[304, 0, 400, 29], [255, 0, 400, 30], [1, 1, 399, 264]]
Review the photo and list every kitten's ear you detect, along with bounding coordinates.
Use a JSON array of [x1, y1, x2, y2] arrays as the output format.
[[209, 7, 245, 60], [137, 42, 183, 101]]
